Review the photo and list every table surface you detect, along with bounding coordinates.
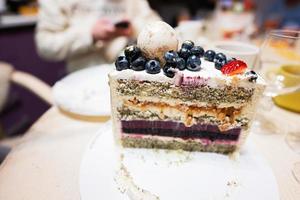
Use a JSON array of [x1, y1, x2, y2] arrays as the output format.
[[0, 106, 299, 200]]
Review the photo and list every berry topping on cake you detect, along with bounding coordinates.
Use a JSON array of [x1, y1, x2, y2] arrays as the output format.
[[131, 57, 146, 71], [124, 45, 141, 62], [115, 25, 257, 83], [186, 55, 202, 71], [163, 64, 176, 78], [214, 53, 227, 70], [145, 60, 161, 74], [164, 50, 179, 63], [178, 48, 191, 59], [221, 60, 247, 76], [215, 59, 226, 70], [214, 53, 227, 63], [181, 40, 194, 50], [191, 46, 205, 57], [115, 56, 130, 71], [175, 57, 186, 70], [245, 70, 258, 82], [204, 50, 216, 62]]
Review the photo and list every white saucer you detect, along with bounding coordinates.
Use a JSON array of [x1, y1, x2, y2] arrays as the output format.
[[80, 123, 279, 200], [52, 65, 113, 116]]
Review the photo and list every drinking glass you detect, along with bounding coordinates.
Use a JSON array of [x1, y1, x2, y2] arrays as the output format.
[[256, 30, 300, 153]]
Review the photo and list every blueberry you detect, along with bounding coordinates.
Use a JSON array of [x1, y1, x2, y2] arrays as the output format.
[[178, 48, 191, 60], [215, 59, 226, 70], [175, 57, 186, 70], [214, 53, 227, 63], [204, 50, 216, 62], [191, 46, 205, 57], [163, 64, 176, 78], [124, 45, 141, 62], [131, 57, 146, 71], [181, 40, 194, 50], [145, 60, 161, 74], [164, 50, 179, 63], [214, 53, 227, 70], [186, 55, 201, 71], [115, 56, 129, 71], [245, 70, 258, 82]]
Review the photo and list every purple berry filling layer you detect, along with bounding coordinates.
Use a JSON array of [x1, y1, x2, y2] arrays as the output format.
[[121, 120, 241, 142]]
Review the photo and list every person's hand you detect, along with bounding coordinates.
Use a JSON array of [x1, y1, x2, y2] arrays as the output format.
[[115, 20, 133, 37], [115, 26, 133, 37], [92, 18, 133, 42], [92, 19, 116, 41]]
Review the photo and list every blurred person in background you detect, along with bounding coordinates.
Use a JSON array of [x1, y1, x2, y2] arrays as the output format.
[[254, 0, 300, 32], [35, 0, 160, 72]]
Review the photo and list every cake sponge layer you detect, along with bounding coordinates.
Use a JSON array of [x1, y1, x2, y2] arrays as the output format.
[[117, 79, 254, 105], [122, 136, 236, 154]]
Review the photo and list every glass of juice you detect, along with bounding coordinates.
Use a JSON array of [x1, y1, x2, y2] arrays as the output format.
[[256, 30, 300, 153]]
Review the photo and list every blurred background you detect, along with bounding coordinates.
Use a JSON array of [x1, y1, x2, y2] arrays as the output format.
[[0, 0, 299, 148]]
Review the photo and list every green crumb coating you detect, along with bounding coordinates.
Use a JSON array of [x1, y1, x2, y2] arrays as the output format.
[[117, 80, 254, 104], [122, 137, 236, 154]]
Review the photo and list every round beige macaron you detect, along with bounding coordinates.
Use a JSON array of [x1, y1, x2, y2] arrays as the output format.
[[137, 21, 179, 64]]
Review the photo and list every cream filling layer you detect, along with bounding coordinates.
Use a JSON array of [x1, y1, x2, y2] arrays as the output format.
[[117, 97, 250, 129], [118, 95, 247, 109], [113, 92, 262, 123]]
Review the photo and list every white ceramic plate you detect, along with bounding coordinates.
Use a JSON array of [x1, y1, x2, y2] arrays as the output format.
[[52, 65, 113, 116], [80, 123, 279, 200]]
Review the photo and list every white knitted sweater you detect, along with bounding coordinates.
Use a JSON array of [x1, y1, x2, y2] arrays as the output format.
[[35, 0, 160, 72]]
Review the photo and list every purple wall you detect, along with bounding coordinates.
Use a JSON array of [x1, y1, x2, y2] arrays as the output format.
[[0, 25, 65, 137]]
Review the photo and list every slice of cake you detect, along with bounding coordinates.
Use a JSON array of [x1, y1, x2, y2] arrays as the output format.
[[109, 21, 265, 154]]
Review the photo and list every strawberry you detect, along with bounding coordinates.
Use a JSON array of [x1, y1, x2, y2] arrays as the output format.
[[221, 60, 247, 76]]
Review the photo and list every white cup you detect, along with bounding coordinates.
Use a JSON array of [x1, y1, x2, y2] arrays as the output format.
[[176, 20, 204, 43], [213, 41, 259, 68], [0, 63, 13, 112], [0, 0, 6, 13]]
